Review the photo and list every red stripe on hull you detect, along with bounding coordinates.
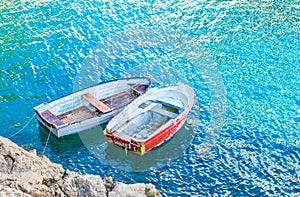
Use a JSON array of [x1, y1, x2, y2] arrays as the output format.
[[144, 114, 187, 152]]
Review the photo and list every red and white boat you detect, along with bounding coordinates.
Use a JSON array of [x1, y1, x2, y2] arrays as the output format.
[[104, 85, 194, 155]]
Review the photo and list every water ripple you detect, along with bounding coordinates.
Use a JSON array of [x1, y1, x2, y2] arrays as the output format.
[[1, 0, 299, 196]]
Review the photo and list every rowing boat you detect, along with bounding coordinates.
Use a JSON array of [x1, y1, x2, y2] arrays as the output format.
[[104, 85, 194, 155], [34, 77, 151, 137]]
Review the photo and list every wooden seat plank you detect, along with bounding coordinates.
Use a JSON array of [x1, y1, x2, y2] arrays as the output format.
[[82, 93, 111, 113], [150, 106, 178, 119]]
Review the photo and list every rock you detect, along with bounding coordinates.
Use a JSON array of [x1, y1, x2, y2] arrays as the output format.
[[109, 182, 161, 197], [0, 136, 161, 197], [0, 186, 32, 197], [72, 174, 107, 197], [104, 176, 115, 192]]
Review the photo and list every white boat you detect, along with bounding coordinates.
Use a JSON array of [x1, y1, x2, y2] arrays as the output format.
[[104, 85, 194, 155], [34, 77, 151, 137]]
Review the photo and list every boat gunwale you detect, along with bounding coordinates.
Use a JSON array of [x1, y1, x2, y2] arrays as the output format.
[[34, 77, 150, 110]]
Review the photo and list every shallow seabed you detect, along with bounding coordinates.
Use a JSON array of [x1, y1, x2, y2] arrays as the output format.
[[1, 0, 299, 196]]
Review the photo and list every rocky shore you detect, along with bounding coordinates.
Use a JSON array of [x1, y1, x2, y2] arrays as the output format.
[[0, 136, 161, 197]]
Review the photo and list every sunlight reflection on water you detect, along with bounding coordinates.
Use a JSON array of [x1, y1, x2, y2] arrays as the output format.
[[74, 27, 225, 171], [1, 0, 299, 196]]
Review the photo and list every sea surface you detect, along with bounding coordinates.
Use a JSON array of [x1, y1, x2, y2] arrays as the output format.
[[1, 0, 299, 196]]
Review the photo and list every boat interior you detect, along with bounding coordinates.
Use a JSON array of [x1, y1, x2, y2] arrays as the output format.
[[40, 84, 146, 126], [117, 99, 183, 141]]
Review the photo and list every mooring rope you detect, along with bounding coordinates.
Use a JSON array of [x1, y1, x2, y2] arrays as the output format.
[[41, 129, 51, 155], [8, 113, 36, 139]]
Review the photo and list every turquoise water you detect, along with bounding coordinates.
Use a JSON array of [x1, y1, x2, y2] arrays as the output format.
[[1, 0, 299, 196]]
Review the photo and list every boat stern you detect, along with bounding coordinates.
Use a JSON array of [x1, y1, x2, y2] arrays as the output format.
[[104, 129, 146, 156], [136, 142, 146, 155]]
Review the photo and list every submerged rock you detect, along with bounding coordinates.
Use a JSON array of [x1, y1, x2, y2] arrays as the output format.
[[0, 136, 161, 197]]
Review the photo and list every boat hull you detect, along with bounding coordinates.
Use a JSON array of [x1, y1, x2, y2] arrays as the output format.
[[104, 113, 188, 155], [104, 85, 194, 155], [34, 77, 151, 138], [38, 108, 123, 138]]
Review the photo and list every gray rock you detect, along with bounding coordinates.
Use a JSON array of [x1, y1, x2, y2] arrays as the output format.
[[109, 182, 161, 197], [0, 136, 161, 197]]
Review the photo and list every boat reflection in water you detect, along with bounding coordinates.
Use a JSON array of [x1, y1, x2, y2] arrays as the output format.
[[81, 122, 196, 172], [39, 116, 196, 172]]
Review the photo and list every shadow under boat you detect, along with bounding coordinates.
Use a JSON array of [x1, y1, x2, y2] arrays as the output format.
[[38, 121, 196, 172], [98, 122, 196, 172], [38, 124, 107, 153]]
